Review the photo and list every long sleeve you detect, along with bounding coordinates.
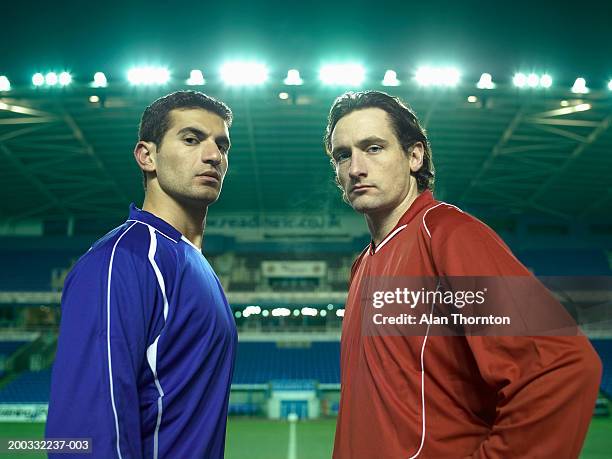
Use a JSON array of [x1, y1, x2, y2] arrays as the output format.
[[432, 218, 602, 458], [46, 234, 162, 459]]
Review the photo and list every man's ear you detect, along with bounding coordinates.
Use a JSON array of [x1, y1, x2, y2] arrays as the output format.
[[409, 142, 424, 173], [133, 141, 157, 173]]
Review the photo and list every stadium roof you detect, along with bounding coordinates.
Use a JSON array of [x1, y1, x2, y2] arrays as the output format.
[[1, 0, 611, 227], [0, 82, 611, 225]]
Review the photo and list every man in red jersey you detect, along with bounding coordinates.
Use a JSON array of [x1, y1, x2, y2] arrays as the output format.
[[324, 90, 602, 458]]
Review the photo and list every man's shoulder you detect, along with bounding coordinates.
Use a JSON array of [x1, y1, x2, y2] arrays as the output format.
[[421, 201, 479, 238]]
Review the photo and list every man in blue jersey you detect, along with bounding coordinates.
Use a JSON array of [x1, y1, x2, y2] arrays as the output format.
[[46, 91, 237, 459]]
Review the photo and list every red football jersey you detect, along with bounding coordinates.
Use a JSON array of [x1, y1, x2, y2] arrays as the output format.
[[333, 191, 601, 459]]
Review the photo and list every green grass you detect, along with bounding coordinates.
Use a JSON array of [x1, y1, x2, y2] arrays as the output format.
[[0, 417, 609, 458]]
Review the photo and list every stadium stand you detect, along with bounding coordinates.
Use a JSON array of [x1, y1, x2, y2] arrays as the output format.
[[0, 369, 51, 403], [591, 339, 612, 397], [232, 341, 340, 385]]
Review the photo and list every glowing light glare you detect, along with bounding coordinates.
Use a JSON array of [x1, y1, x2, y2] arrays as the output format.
[[414, 66, 460, 87], [467, 95, 478, 103], [220, 61, 268, 86], [284, 69, 303, 85], [242, 305, 261, 318], [327, 303, 334, 310], [575, 103, 591, 112], [513, 73, 527, 88], [58, 72, 72, 86], [272, 308, 291, 317], [336, 308, 345, 318], [527, 73, 539, 87], [89, 95, 100, 103], [320, 310, 327, 317], [127, 67, 170, 85], [0, 76, 10, 91], [382, 70, 400, 86], [278, 92, 289, 100], [32, 73, 45, 86], [571, 77, 589, 94], [234, 311, 242, 318], [186, 69, 205, 85], [262, 310, 270, 317], [560, 100, 569, 107], [93, 72, 107, 87], [608, 80, 612, 91], [292, 309, 301, 317], [319, 63, 365, 86], [476, 73, 495, 89], [45, 72, 58, 86], [301, 307, 318, 317], [540, 74, 553, 88]]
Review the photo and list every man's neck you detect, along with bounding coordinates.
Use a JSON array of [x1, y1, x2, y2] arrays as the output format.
[[366, 187, 420, 246], [142, 193, 207, 250]]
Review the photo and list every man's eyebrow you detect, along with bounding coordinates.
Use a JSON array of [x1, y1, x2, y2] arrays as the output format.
[[357, 136, 388, 147], [176, 126, 208, 138]]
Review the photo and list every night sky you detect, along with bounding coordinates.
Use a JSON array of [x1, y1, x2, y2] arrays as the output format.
[[1, 0, 611, 86]]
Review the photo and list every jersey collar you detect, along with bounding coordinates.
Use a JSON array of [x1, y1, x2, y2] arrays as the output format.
[[127, 203, 182, 243], [369, 190, 435, 254]]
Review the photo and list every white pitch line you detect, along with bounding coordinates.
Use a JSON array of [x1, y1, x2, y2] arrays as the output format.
[[287, 413, 298, 459]]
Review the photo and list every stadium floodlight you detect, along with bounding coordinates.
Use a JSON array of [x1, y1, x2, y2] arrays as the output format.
[[320, 310, 327, 317], [242, 305, 261, 318], [336, 308, 345, 318], [414, 66, 460, 87], [476, 73, 495, 89], [127, 66, 170, 86], [284, 69, 303, 85], [262, 310, 270, 317], [58, 72, 72, 86], [220, 61, 268, 86], [527, 73, 539, 88], [292, 309, 301, 317], [45, 72, 58, 86], [382, 70, 400, 86], [301, 307, 318, 317], [319, 63, 365, 86], [540, 74, 553, 88], [512, 72, 527, 88], [0, 76, 10, 91], [571, 77, 589, 94], [327, 303, 334, 310], [92, 72, 108, 88], [89, 95, 100, 103], [32, 73, 45, 86], [608, 80, 612, 91], [278, 92, 289, 100], [186, 69, 205, 86], [467, 95, 478, 103], [272, 307, 291, 317], [234, 311, 242, 318]]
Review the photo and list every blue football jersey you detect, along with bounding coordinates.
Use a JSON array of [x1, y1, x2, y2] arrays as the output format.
[[47, 204, 237, 459]]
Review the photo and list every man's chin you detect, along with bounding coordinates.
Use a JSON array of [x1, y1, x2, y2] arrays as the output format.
[[349, 198, 379, 214]]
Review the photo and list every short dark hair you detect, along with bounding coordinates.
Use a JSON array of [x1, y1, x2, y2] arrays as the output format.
[[324, 90, 435, 192], [137, 90, 233, 188], [139, 90, 233, 146]]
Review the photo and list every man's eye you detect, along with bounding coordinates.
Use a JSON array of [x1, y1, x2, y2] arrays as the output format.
[[335, 151, 351, 163], [367, 145, 383, 153], [184, 137, 199, 145]]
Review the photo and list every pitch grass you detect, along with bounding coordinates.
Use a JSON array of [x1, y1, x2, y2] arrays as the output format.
[[0, 417, 609, 458]]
